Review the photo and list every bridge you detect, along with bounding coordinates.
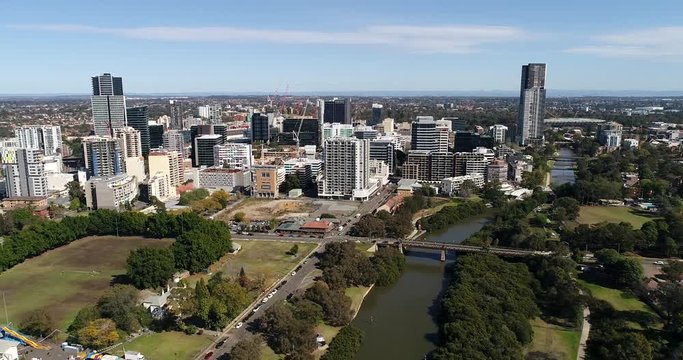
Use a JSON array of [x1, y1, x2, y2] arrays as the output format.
[[380, 240, 551, 261]]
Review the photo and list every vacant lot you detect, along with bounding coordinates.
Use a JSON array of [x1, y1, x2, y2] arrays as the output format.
[[527, 318, 579, 360], [220, 198, 317, 221], [0, 236, 173, 330], [577, 206, 654, 229], [112, 331, 212, 360], [194, 240, 317, 286]]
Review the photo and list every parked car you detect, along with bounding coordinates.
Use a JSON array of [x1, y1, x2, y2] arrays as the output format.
[[235, 322, 243, 329], [204, 351, 214, 359]]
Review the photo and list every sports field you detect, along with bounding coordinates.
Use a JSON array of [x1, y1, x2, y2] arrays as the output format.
[[0, 236, 173, 330], [577, 206, 654, 229]]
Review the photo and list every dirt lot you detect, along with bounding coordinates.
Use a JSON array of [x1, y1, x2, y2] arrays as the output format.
[[221, 198, 318, 221]]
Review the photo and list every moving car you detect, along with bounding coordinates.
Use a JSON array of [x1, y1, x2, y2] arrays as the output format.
[[236, 322, 243, 328]]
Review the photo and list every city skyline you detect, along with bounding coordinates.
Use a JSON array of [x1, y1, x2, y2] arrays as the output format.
[[3, 0, 683, 94]]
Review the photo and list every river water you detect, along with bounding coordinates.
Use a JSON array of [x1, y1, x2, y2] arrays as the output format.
[[550, 147, 577, 185], [352, 216, 488, 360]]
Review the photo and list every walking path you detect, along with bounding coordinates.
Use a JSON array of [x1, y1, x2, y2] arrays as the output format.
[[577, 290, 591, 360]]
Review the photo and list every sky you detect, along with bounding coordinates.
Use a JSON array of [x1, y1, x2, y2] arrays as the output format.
[[3, 0, 683, 94]]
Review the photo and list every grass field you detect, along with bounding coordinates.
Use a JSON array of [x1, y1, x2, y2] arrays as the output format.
[[527, 318, 580, 360], [111, 331, 212, 360], [577, 206, 654, 229], [0, 236, 173, 330], [197, 240, 316, 287], [578, 279, 654, 313]]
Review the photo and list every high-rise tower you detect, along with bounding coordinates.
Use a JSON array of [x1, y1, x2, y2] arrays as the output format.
[[91, 73, 127, 137], [517, 63, 546, 146]]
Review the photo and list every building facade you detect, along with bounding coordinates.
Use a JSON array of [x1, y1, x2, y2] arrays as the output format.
[[198, 105, 222, 124], [411, 116, 438, 151], [320, 137, 374, 200], [370, 103, 383, 126], [213, 143, 253, 170], [252, 165, 286, 198], [3, 148, 48, 198], [163, 130, 185, 157], [15, 125, 63, 156], [517, 63, 546, 146], [114, 127, 142, 158], [251, 112, 270, 143], [149, 150, 184, 189], [322, 98, 351, 124], [169, 100, 183, 130], [322, 123, 354, 140], [83, 136, 125, 177], [490, 124, 508, 144], [91, 73, 127, 137], [85, 174, 138, 209], [126, 106, 151, 156], [369, 138, 395, 174]]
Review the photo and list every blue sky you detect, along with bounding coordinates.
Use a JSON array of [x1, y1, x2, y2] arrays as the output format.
[[3, 0, 683, 94]]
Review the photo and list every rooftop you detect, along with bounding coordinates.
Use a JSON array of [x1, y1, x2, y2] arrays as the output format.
[[301, 221, 332, 230]]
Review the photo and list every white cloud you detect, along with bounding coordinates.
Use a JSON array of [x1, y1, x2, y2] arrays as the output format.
[[9, 23, 528, 54], [567, 26, 683, 57]]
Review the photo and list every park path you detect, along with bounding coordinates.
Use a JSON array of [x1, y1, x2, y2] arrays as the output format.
[[577, 290, 591, 360]]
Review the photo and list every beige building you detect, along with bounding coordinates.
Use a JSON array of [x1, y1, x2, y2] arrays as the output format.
[[148, 172, 172, 201], [149, 150, 184, 190], [85, 174, 138, 209], [252, 165, 285, 198]]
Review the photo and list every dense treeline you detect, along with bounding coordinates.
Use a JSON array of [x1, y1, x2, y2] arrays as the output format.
[[192, 273, 252, 330], [525, 256, 583, 327], [419, 201, 486, 233], [320, 325, 364, 360], [0, 210, 232, 275], [320, 242, 405, 289], [351, 190, 431, 238], [433, 254, 539, 360]]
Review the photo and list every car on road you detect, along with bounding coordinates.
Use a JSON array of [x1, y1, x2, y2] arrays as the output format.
[[262, 297, 269, 303], [286, 293, 294, 301], [236, 322, 243, 329], [653, 260, 665, 265], [267, 293, 274, 299], [204, 351, 214, 359], [216, 339, 226, 348], [252, 306, 260, 313], [271, 289, 278, 295], [291, 271, 296, 276]]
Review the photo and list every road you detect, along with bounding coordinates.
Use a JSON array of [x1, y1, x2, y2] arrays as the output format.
[[200, 241, 329, 360]]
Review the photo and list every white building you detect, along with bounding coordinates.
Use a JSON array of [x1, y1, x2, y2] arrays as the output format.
[[163, 129, 185, 157], [85, 174, 139, 209], [441, 174, 485, 196], [319, 137, 377, 200], [198, 105, 222, 123], [213, 143, 253, 170], [125, 156, 145, 183], [509, 159, 534, 183], [3, 148, 48, 198], [15, 125, 63, 156], [369, 159, 390, 185], [623, 138, 639, 148], [148, 172, 172, 201], [490, 124, 508, 144], [149, 151, 184, 189], [322, 123, 354, 140], [197, 167, 252, 191], [435, 119, 452, 152], [115, 127, 142, 158]]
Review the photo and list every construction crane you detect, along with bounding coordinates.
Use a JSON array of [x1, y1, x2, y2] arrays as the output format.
[[292, 98, 311, 158]]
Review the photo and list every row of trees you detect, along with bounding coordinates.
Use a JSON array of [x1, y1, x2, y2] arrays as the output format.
[[351, 190, 430, 239], [0, 209, 232, 278], [320, 242, 406, 289], [419, 200, 486, 233]]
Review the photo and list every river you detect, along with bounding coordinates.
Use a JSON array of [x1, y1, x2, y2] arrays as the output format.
[[352, 216, 488, 360], [550, 147, 577, 185]]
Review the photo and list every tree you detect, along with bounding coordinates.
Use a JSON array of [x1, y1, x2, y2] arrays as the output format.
[[212, 190, 230, 208], [288, 244, 299, 256], [178, 188, 210, 205], [320, 325, 364, 360], [20, 309, 55, 338], [654, 283, 683, 336], [126, 247, 175, 289], [67, 181, 86, 209], [553, 197, 580, 220], [481, 181, 506, 207], [352, 214, 386, 238], [77, 318, 119, 349], [233, 211, 246, 223], [279, 174, 301, 194], [662, 261, 683, 282], [229, 336, 263, 360], [97, 285, 144, 332], [459, 180, 477, 198], [68, 306, 100, 335]]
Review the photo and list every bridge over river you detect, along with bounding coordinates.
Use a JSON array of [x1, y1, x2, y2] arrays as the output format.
[[376, 239, 552, 261]]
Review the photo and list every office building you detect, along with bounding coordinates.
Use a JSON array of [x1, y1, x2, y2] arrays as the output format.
[[251, 113, 271, 143], [198, 105, 222, 124], [253, 165, 286, 198], [319, 137, 375, 200], [3, 148, 48, 198], [454, 132, 480, 153], [213, 143, 253, 170], [126, 106, 151, 156], [443, 117, 467, 132], [598, 121, 623, 151], [487, 159, 508, 182], [369, 138, 395, 173], [91, 73, 127, 137], [149, 150, 184, 189], [197, 168, 251, 191], [148, 124, 164, 149], [370, 104, 383, 126], [454, 152, 487, 176], [193, 134, 223, 167], [411, 116, 438, 151], [169, 100, 183, 130], [322, 123, 354, 140], [517, 63, 547, 146], [354, 125, 378, 140], [430, 152, 454, 182], [490, 125, 508, 144], [441, 174, 485, 196], [403, 150, 431, 182], [322, 98, 351, 124], [114, 127, 142, 158], [85, 174, 138, 209], [281, 117, 320, 146], [435, 120, 451, 152], [163, 130, 185, 157], [15, 125, 63, 156], [83, 136, 125, 177]]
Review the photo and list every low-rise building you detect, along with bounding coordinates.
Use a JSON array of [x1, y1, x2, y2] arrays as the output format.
[[487, 159, 508, 182], [85, 174, 139, 209], [197, 167, 251, 191], [441, 174, 485, 196], [253, 165, 285, 198]]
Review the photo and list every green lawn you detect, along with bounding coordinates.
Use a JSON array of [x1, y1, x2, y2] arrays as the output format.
[[0, 236, 173, 331], [111, 331, 212, 360], [578, 279, 654, 313], [577, 206, 654, 229], [527, 318, 580, 360], [193, 240, 316, 287]]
